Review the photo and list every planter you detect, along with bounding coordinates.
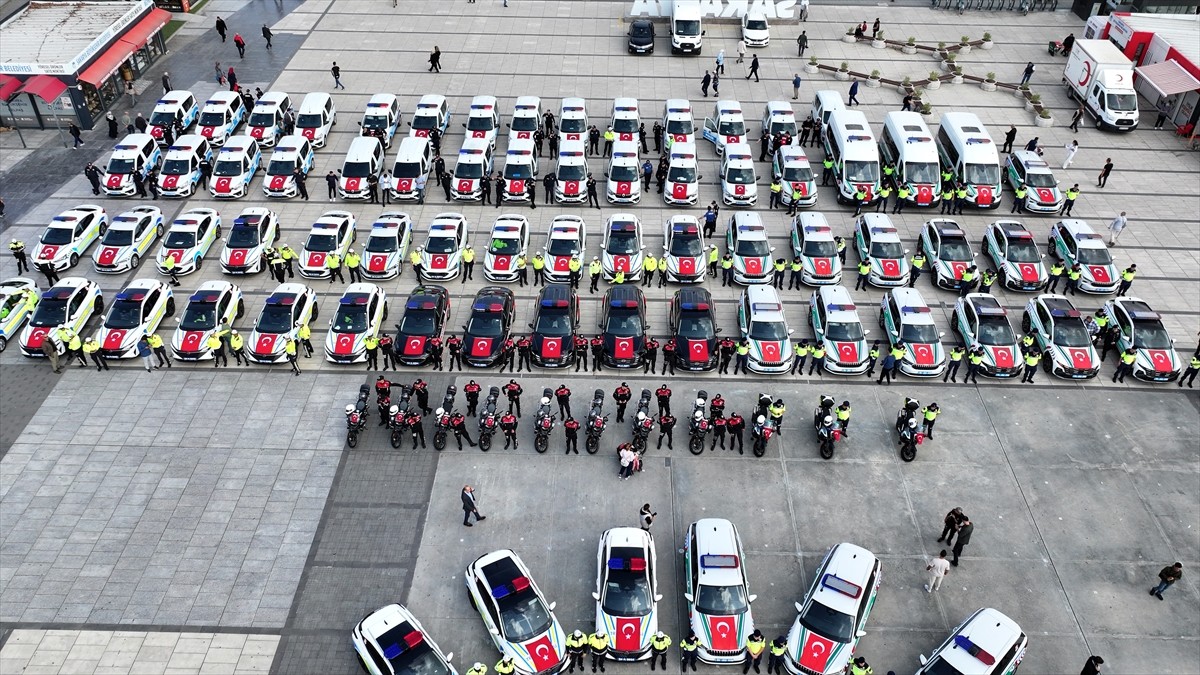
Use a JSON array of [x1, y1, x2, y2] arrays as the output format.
[[872, 39, 886, 49], [1014, 87, 1029, 99], [980, 39, 994, 50], [866, 77, 882, 88], [902, 45, 917, 55], [803, 63, 819, 74], [897, 83, 913, 95], [951, 74, 964, 85], [842, 34, 857, 44], [980, 80, 997, 92], [920, 107, 934, 116], [941, 60, 956, 72], [1024, 100, 1035, 112], [925, 79, 941, 90], [958, 44, 972, 54], [935, 50, 948, 61], [834, 70, 850, 81], [1034, 114, 1054, 127]]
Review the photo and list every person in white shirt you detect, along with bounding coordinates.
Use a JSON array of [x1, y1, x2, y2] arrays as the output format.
[[1107, 211, 1127, 246], [736, 40, 746, 63], [925, 550, 951, 592], [1062, 140, 1079, 168], [799, 0, 810, 21]]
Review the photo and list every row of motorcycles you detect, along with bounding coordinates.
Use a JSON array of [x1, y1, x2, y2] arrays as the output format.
[[810, 395, 926, 461]]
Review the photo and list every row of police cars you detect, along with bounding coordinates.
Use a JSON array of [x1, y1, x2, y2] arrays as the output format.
[[352, 520, 1027, 675]]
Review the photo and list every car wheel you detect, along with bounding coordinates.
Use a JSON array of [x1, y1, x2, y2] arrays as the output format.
[[194, 256, 203, 272], [1042, 352, 1052, 373], [215, 225, 222, 239], [165, 298, 175, 317], [236, 299, 245, 319], [1094, 116, 1103, 130], [878, 309, 885, 328], [1020, 312, 1031, 333], [355, 653, 371, 675], [311, 303, 319, 320], [69, 253, 79, 268], [94, 296, 104, 313], [131, 254, 140, 269], [382, 301, 388, 321], [0, 335, 7, 353], [99, 222, 107, 235], [156, 225, 164, 238]]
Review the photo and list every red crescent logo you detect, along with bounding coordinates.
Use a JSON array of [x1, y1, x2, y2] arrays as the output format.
[[728, 135, 741, 144], [215, 177, 233, 193], [250, 126, 264, 139], [1079, 60, 1092, 87]]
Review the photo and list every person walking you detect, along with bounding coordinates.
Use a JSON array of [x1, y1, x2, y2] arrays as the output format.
[[1069, 105, 1084, 132], [950, 519, 972, 566], [937, 507, 964, 545], [215, 16, 227, 42], [701, 71, 711, 98], [1020, 61, 1035, 86], [1062, 140, 1079, 169], [796, 31, 808, 57], [428, 46, 442, 73], [639, 503, 656, 531], [461, 485, 486, 526], [847, 79, 860, 106], [1097, 158, 1114, 187], [331, 62, 345, 89], [1001, 124, 1017, 154], [1150, 562, 1183, 600], [715, 49, 725, 75], [925, 550, 951, 592], [1178, 353, 1199, 388], [1116, 264, 1136, 295], [261, 23, 273, 50], [68, 122, 83, 149], [9, 239, 29, 274], [736, 39, 746, 63], [791, 73, 802, 100], [746, 54, 760, 82], [233, 33, 246, 58], [1061, 184, 1080, 216], [1081, 655, 1105, 675], [877, 351, 896, 385]]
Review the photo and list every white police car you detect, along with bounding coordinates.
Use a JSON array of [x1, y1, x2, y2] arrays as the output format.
[[953, 293, 1022, 377], [451, 138, 494, 200], [464, 95, 500, 149], [421, 213, 470, 281], [483, 214, 529, 283], [916, 608, 1027, 675], [94, 278, 174, 358], [559, 97, 588, 144], [299, 211, 356, 279], [605, 142, 641, 204], [610, 98, 640, 145], [702, 100, 747, 156], [171, 280, 244, 360], [18, 277, 102, 357], [773, 145, 818, 209], [737, 285, 794, 374], [543, 215, 587, 284], [919, 219, 978, 290], [662, 99, 696, 146], [791, 213, 843, 285], [853, 214, 908, 287], [157, 208, 221, 276], [352, 603, 458, 675], [1048, 220, 1118, 294], [295, 91, 336, 148], [92, 206, 163, 273], [508, 96, 542, 141], [593, 527, 661, 662], [1005, 150, 1063, 213], [761, 101, 796, 137], [361, 212, 413, 281], [209, 136, 262, 199], [409, 94, 450, 139], [664, 143, 701, 205], [682, 519, 756, 664], [147, 90, 198, 142], [663, 215, 706, 284], [34, 205, 107, 271], [157, 135, 213, 198], [262, 135, 315, 198], [102, 134, 161, 196], [809, 286, 871, 375], [501, 139, 538, 203], [359, 93, 402, 149], [337, 136, 386, 200], [982, 221, 1047, 292], [880, 287, 947, 377], [602, 214, 645, 281], [246, 283, 318, 364], [554, 141, 589, 203], [220, 207, 278, 275], [1021, 294, 1100, 379], [196, 91, 246, 147], [0, 278, 38, 353], [785, 543, 881, 675], [1102, 297, 1181, 382], [465, 549, 567, 675], [325, 283, 386, 364], [725, 212, 773, 285], [720, 143, 758, 206], [246, 91, 290, 147]]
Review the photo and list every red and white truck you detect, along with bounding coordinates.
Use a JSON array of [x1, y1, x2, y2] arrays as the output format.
[[1063, 39, 1139, 131]]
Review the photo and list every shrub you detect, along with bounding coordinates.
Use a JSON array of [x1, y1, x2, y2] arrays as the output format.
[[871, 69, 881, 78], [983, 32, 993, 41], [907, 36, 916, 45], [839, 61, 849, 71], [986, 72, 996, 81]]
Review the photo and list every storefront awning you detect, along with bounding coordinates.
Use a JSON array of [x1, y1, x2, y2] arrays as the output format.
[[76, 43, 132, 88], [119, 8, 172, 50], [18, 74, 67, 103], [0, 74, 22, 102], [1136, 60, 1200, 97]]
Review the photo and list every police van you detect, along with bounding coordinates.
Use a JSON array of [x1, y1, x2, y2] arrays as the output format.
[[810, 90, 846, 133], [463, 94, 500, 149], [508, 96, 542, 141], [408, 94, 449, 139], [451, 137, 493, 200], [761, 101, 797, 138], [662, 99, 695, 146], [702, 100, 747, 156], [247, 91, 290, 147], [880, 111, 942, 208], [262, 135, 315, 199], [935, 112, 1002, 209], [147, 90, 198, 143], [772, 145, 817, 209], [664, 142, 701, 205], [610, 98, 641, 144], [605, 142, 641, 204], [102, 134, 162, 196], [388, 136, 433, 201], [209, 136, 262, 199], [823, 109, 881, 205], [719, 143, 757, 207], [670, 2, 704, 54], [157, 135, 212, 198], [338, 136, 385, 200], [501, 138, 538, 202], [196, 91, 245, 147], [559, 97, 588, 143], [554, 141, 589, 204], [358, 93, 401, 149], [295, 91, 337, 148]]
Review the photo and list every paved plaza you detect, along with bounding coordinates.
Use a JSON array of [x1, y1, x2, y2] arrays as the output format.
[[1, 0, 1197, 673]]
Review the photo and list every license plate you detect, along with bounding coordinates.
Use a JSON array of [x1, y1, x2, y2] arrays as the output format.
[[1072, 373, 1088, 379]]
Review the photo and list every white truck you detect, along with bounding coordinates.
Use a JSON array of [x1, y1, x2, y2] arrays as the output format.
[[1063, 39, 1139, 131], [670, 3, 704, 54]]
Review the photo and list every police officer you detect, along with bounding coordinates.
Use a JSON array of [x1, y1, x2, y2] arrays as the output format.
[[162, 255, 181, 286], [462, 244, 476, 281], [772, 257, 786, 289], [965, 346, 984, 384], [325, 251, 344, 283], [893, 185, 910, 214], [9, 239, 29, 274], [657, 412, 676, 450], [206, 334, 227, 367], [574, 335, 589, 371], [808, 342, 826, 376], [1047, 259, 1065, 293], [566, 630, 588, 673], [719, 253, 734, 286], [707, 244, 720, 277], [277, 244, 296, 278], [1117, 264, 1136, 296], [710, 412, 726, 450], [834, 400, 852, 437], [494, 657, 515, 675], [656, 254, 668, 288], [464, 379, 482, 416], [679, 631, 699, 672], [958, 264, 977, 297], [297, 322, 314, 357], [588, 257, 603, 293], [939, 182, 955, 214], [569, 256, 583, 289], [734, 339, 750, 375], [854, 257, 871, 291], [503, 379, 523, 417], [662, 338, 676, 375], [588, 630, 609, 672], [1065, 263, 1083, 296], [921, 402, 940, 438], [1061, 183, 1080, 216], [429, 337, 444, 370], [719, 337, 735, 374], [466, 663, 487, 675], [591, 335, 604, 372], [655, 384, 672, 416], [852, 186, 868, 216], [500, 411, 519, 448], [743, 629, 766, 674], [768, 177, 782, 209], [1179, 353, 1199, 388], [865, 340, 881, 378], [82, 337, 108, 371], [728, 412, 745, 454], [543, 171, 556, 205], [564, 416, 580, 454], [785, 255, 802, 290], [944, 345, 965, 382], [980, 268, 996, 294], [643, 337, 659, 374], [1011, 182, 1027, 214], [649, 631, 670, 671], [270, 250, 287, 283], [481, 171, 493, 205], [953, 182, 968, 215], [586, 173, 600, 208], [530, 252, 545, 286], [875, 182, 892, 213], [413, 378, 432, 414], [1113, 347, 1137, 383], [555, 384, 572, 419], [849, 656, 873, 675], [407, 410, 425, 449], [767, 636, 787, 675], [447, 334, 463, 371], [613, 382, 632, 423], [345, 248, 362, 283], [908, 251, 925, 288], [285, 337, 301, 375], [451, 411, 476, 449], [820, 156, 834, 186], [768, 398, 786, 432]]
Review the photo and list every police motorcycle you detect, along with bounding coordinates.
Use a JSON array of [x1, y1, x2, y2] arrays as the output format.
[[585, 388, 608, 455], [631, 388, 655, 453], [345, 384, 370, 448], [894, 396, 923, 462], [754, 392, 773, 421], [533, 387, 557, 454], [388, 385, 412, 449], [477, 386, 501, 452], [432, 384, 458, 451], [750, 415, 775, 458], [688, 390, 711, 456], [813, 394, 840, 459]]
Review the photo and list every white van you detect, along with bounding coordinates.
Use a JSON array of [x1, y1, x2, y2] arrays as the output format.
[[296, 92, 336, 149], [337, 136, 384, 200], [388, 136, 433, 201], [879, 111, 942, 208], [662, 99, 695, 146], [670, 2, 704, 55], [822, 109, 881, 205], [935, 112, 1002, 209], [810, 90, 846, 138]]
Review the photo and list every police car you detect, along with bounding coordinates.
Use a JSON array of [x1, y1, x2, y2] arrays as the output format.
[[394, 285, 451, 367], [605, 142, 642, 204], [102, 134, 162, 196], [0, 278, 38, 353], [352, 603, 458, 675], [295, 92, 336, 148], [554, 141, 589, 203], [1048, 220, 1118, 294], [247, 283, 318, 364], [409, 94, 450, 139], [982, 221, 1047, 292], [809, 286, 871, 375], [421, 213, 469, 281], [338, 136, 386, 200], [530, 284, 580, 368], [741, 11, 770, 46], [157, 135, 213, 198], [359, 93, 402, 149], [92, 206, 163, 273], [451, 138, 494, 200], [325, 283, 387, 364], [725, 212, 773, 285], [209, 136, 262, 198], [299, 211, 356, 279], [508, 96, 542, 141], [196, 91, 246, 147], [1102, 297, 1182, 382], [246, 91, 290, 147], [171, 280, 244, 360], [662, 99, 696, 146], [663, 143, 701, 205], [261, 135, 315, 199], [463, 95, 500, 149], [361, 212, 413, 281], [220, 207, 278, 275], [682, 519, 756, 664], [880, 287, 947, 377], [501, 139, 538, 202], [919, 219, 978, 290], [720, 143, 758, 206], [762, 101, 797, 137], [952, 294, 1022, 377], [147, 90, 198, 142], [701, 100, 747, 156], [543, 215, 586, 283], [610, 98, 641, 145], [601, 285, 648, 369], [785, 543, 881, 675], [593, 527, 661, 661], [1021, 294, 1100, 379], [94, 278, 174, 358], [463, 286, 515, 368], [156, 208, 221, 276], [466, 550, 567, 675], [737, 285, 794, 374], [663, 215, 706, 284], [601, 214, 645, 281], [669, 287, 719, 371], [483, 215, 529, 283], [791, 213, 843, 285], [1005, 150, 1063, 213], [772, 145, 817, 209], [559, 97, 588, 144], [34, 205, 107, 271], [853, 214, 908, 288], [916, 608, 1027, 675], [18, 277, 103, 357]]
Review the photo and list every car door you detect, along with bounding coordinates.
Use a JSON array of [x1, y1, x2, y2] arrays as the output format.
[[669, 295, 680, 334], [960, 301, 977, 344], [703, 116, 717, 144], [67, 290, 86, 324], [810, 295, 825, 339], [217, 292, 232, 323], [368, 294, 381, 333], [1035, 304, 1053, 347], [856, 220, 870, 259], [886, 297, 902, 343]]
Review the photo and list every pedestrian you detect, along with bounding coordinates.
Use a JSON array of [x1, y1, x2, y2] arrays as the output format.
[[736, 39, 746, 63], [215, 16, 227, 41], [1069, 105, 1084, 132], [711, 72, 720, 97], [1020, 61, 1035, 86], [796, 30, 807, 57], [1081, 655, 1105, 675], [791, 73, 802, 100], [715, 48, 725, 75], [226, 67, 237, 90], [871, 17, 881, 37], [1024, 136, 1039, 153], [639, 503, 656, 531], [68, 122, 83, 149], [1149, 562, 1182, 600], [1002, 124, 1017, 154], [1153, 98, 1170, 129], [326, 171, 338, 201], [799, 0, 809, 20], [233, 33, 246, 58], [901, 93, 913, 112], [160, 71, 172, 94], [261, 23, 273, 50], [937, 507, 964, 544], [950, 518, 972, 566], [461, 485, 486, 526], [701, 70, 711, 98], [331, 62, 345, 89], [925, 550, 951, 592], [1097, 158, 1114, 187], [1062, 140, 1079, 169], [847, 79, 860, 106], [878, 352, 896, 385], [428, 46, 442, 73], [746, 54, 760, 82]]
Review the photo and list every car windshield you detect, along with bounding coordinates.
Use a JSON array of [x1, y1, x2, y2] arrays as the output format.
[[1076, 247, 1112, 265], [799, 602, 854, 642], [675, 19, 701, 35], [749, 320, 787, 341], [607, 230, 639, 254], [374, 626, 450, 675], [677, 314, 714, 339], [149, 110, 177, 126], [101, 228, 134, 246], [610, 165, 638, 182], [228, 226, 261, 248], [30, 298, 68, 327], [718, 119, 746, 136], [162, 158, 192, 175], [803, 239, 836, 257], [668, 165, 696, 182], [560, 117, 586, 133], [1005, 239, 1040, 262], [631, 23, 653, 37], [426, 235, 457, 254], [42, 226, 76, 245], [504, 163, 533, 180], [533, 309, 572, 336], [512, 115, 538, 131], [725, 167, 755, 184], [198, 111, 227, 126], [557, 164, 586, 181], [963, 162, 1000, 185], [305, 233, 337, 252], [362, 114, 391, 130], [333, 304, 368, 332], [782, 166, 813, 182], [489, 237, 520, 255], [602, 569, 652, 617], [901, 323, 939, 344], [213, 158, 244, 176], [296, 113, 324, 128], [1053, 317, 1090, 347], [180, 301, 217, 330], [547, 236, 580, 256], [735, 238, 770, 257], [467, 115, 495, 132], [400, 309, 437, 336], [1023, 170, 1056, 188], [977, 316, 1015, 345], [938, 237, 973, 261], [1132, 321, 1172, 349], [248, 111, 276, 127], [256, 303, 294, 333], [844, 160, 879, 182], [107, 158, 137, 174], [456, 162, 484, 179], [267, 159, 296, 175], [826, 321, 864, 341], [394, 162, 422, 178], [613, 118, 638, 134], [666, 119, 693, 135], [106, 300, 144, 329], [165, 231, 196, 248], [343, 161, 372, 178], [905, 161, 939, 184], [498, 594, 553, 644], [412, 113, 437, 130], [912, 655, 965, 675], [366, 234, 398, 253], [770, 121, 797, 136], [605, 309, 642, 337], [695, 584, 748, 616], [870, 241, 904, 259], [669, 232, 703, 257], [1107, 93, 1137, 111], [745, 19, 768, 29]]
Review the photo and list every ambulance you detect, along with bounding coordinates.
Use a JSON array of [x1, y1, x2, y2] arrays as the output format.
[[246, 91, 290, 147], [701, 100, 747, 156], [208, 136, 262, 199], [147, 90, 198, 142], [719, 143, 757, 207], [500, 138, 538, 203], [508, 96, 542, 141], [662, 99, 696, 146], [605, 142, 642, 204], [663, 143, 701, 205], [553, 141, 589, 204], [879, 111, 941, 208], [451, 138, 493, 200], [463, 95, 500, 149], [196, 91, 246, 147], [823, 109, 881, 205], [157, 135, 213, 198], [935, 112, 1002, 209]]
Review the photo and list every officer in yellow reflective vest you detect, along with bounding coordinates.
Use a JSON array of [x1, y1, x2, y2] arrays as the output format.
[[566, 630, 587, 673], [494, 657, 515, 675], [286, 337, 301, 375], [589, 630, 609, 672], [1113, 347, 1137, 383], [162, 255, 181, 286], [568, 256, 583, 289], [893, 184, 910, 214], [82, 337, 108, 371], [744, 629, 766, 674], [229, 329, 246, 366], [531, 252, 545, 286], [462, 244, 476, 281], [279, 244, 297, 277], [206, 333, 227, 368], [344, 248, 361, 283], [589, 257, 603, 293], [649, 631, 671, 671], [767, 635, 787, 674], [410, 247, 424, 283], [679, 631, 699, 673], [643, 254, 658, 288], [465, 662, 487, 675], [1179, 354, 1199, 388], [768, 178, 782, 209], [1011, 182, 1027, 214], [325, 251, 344, 284], [297, 322, 314, 357]]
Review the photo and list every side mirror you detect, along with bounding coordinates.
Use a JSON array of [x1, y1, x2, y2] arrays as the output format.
[[488, 627, 499, 636], [919, 655, 929, 666], [856, 630, 867, 638], [795, 601, 804, 613], [328, 318, 333, 326], [698, 175, 704, 180], [462, 325, 468, 330], [684, 593, 694, 602], [356, 122, 362, 128], [716, 327, 723, 333], [175, 317, 181, 323], [904, 248, 910, 254], [787, 329, 795, 335], [701, 30, 706, 36], [506, 123, 511, 128], [938, 331, 946, 337], [863, 329, 871, 336], [748, 594, 758, 603], [891, 330, 899, 337], [592, 592, 600, 601], [445, 652, 454, 662], [603, 172, 609, 178], [770, 246, 776, 252], [640, 245, 647, 250], [654, 594, 663, 601], [462, 123, 467, 128], [1041, 253, 1047, 258], [528, 323, 534, 329], [548, 602, 556, 611]]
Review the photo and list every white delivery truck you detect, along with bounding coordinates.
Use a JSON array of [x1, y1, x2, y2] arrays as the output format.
[[1063, 39, 1139, 131], [670, 3, 704, 54]]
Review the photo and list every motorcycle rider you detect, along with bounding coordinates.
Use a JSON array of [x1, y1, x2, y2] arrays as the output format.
[[835, 401, 852, 437], [464, 379, 482, 416], [899, 417, 919, 453], [503, 379, 523, 417], [655, 384, 672, 416], [450, 411, 476, 449], [710, 412, 727, 450], [613, 382, 632, 423], [710, 393, 726, 420], [728, 412, 746, 454], [500, 411, 519, 449], [555, 384, 572, 419], [921, 402, 940, 438], [564, 416, 580, 454], [657, 412, 676, 449]]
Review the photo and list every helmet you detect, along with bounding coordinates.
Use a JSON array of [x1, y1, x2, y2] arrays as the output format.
[[695, 398, 705, 407], [473, 663, 484, 670], [540, 397, 551, 405], [345, 405, 355, 414], [908, 418, 918, 428], [637, 411, 646, 420], [417, 246, 424, 252], [435, 407, 445, 416], [231, 329, 238, 335], [693, 410, 704, 419], [757, 415, 765, 424], [596, 630, 606, 637], [573, 630, 583, 638], [656, 631, 665, 639], [390, 405, 399, 415], [823, 416, 833, 425]]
